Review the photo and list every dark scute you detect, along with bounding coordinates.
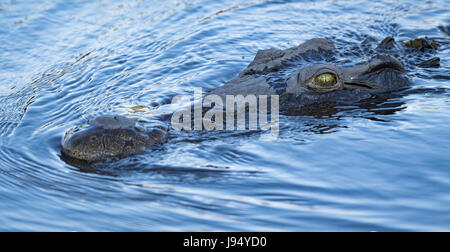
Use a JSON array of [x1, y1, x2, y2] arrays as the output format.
[[404, 37, 439, 52], [377, 37, 397, 50], [417, 57, 441, 68], [249, 48, 285, 67]]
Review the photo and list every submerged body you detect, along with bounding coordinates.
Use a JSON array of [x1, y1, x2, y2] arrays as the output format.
[[62, 36, 440, 163]]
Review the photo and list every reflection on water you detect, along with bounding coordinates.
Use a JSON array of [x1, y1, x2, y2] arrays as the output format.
[[0, 0, 449, 231]]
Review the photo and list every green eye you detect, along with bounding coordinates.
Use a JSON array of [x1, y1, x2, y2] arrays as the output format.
[[314, 73, 337, 87]]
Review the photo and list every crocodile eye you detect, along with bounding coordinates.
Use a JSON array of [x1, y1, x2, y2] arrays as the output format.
[[90, 136, 98, 142], [314, 73, 337, 87]]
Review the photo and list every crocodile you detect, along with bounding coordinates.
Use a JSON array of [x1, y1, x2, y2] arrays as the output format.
[[61, 36, 440, 163]]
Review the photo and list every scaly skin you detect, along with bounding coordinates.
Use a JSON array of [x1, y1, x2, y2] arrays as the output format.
[[62, 115, 168, 162], [62, 36, 440, 163]]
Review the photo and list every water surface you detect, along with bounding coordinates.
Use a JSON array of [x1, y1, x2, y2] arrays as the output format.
[[0, 0, 449, 231]]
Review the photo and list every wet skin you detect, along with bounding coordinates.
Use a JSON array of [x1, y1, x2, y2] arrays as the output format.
[[61, 115, 168, 162], [61, 36, 440, 163]]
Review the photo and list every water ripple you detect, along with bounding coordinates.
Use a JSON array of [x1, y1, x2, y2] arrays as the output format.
[[0, 0, 449, 231]]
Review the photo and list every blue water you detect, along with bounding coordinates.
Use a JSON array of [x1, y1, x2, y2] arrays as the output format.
[[0, 0, 449, 231]]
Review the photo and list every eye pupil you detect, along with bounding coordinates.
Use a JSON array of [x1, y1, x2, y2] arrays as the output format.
[[315, 73, 337, 87]]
